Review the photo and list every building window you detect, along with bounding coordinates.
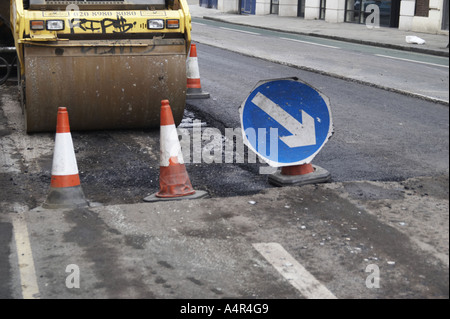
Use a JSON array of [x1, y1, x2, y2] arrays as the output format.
[[297, 0, 306, 17], [271, 0, 280, 14], [345, 0, 369, 24], [443, 0, 449, 30], [319, 0, 326, 20], [415, 0, 429, 17]]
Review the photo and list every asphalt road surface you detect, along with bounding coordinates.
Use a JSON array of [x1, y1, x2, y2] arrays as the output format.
[[188, 43, 449, 183]]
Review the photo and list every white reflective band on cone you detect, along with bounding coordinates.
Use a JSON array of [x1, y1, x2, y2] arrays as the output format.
[[160, 125, 184, 167], [187, 57, 201, 79], [51, 132, 79, 176]]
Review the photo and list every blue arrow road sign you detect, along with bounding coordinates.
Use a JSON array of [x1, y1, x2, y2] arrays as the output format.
[[239, 78, 333, 167]]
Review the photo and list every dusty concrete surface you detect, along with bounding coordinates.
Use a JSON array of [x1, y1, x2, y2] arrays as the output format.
[[17, 175, 448, 299]]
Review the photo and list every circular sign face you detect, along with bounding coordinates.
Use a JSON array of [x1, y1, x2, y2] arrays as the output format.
[[239, 78, 333, 167]]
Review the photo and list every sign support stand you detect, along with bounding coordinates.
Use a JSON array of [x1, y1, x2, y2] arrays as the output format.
[[268, 164, 331, 187]]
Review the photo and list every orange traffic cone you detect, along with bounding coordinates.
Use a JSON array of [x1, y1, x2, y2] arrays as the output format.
[[268, 163, 331, 187], [144, 100, 208, 202], [186, 43, 210, 99], [42, 107, 89, 209]]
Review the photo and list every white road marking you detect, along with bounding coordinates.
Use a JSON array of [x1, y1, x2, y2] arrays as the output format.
[[12, 207, 40, 299], [375, 54, 449, 68], [253, 242, 337, 299], [281, 37, 340, 49], [219, 27, 260, 35]]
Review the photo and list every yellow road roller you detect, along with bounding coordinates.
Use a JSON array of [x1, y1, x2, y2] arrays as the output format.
[[0, 0, 192, 132]]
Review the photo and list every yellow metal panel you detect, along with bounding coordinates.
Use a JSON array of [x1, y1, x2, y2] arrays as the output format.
[[24, 10, 184, 37]]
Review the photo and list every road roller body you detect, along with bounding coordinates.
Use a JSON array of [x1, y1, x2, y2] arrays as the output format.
[[0, 1, 11, 45], [1, 0, 192, 132], [0, 1, 15, 84]]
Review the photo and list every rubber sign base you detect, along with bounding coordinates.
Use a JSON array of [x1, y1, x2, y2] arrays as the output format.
[[268, 165, 331, 187], [143, 190, 209, 203]]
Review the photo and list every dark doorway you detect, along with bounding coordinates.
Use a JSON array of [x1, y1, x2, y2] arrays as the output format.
[[390, 0, 400, 28], [271, 0, 279, 14], [443, 0, 449, 30], [241, 0, 256, 14], [298, 0, 305, 17], [319, 0, 326, 20]]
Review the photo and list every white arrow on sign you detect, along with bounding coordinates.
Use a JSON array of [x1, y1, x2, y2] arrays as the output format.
[[251, 92, 316, 148]]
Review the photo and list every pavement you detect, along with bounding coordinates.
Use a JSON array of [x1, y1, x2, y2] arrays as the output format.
[[13, 174, 449, 299], [188, 1, 449, 57]]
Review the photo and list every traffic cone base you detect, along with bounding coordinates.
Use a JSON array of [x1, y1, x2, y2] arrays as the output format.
[[186, 43, 210, 99], [43, 186, 88, 209], [43, 107, 89, 209], [144, 100, 208, 202], [268, 164, 331, 187], [156, 163, 196, 198], [186, 91, 210, 99]]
